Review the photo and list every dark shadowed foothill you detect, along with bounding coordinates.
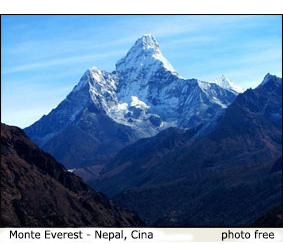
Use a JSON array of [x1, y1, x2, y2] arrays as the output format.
[[0, 123, 144, 227]]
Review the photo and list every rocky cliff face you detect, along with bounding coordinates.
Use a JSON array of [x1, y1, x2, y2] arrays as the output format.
[[25, 34, 238, 169], [1, 123, 144, 227]]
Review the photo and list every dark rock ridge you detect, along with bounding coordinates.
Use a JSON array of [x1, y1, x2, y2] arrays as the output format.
[[25, 34, 238, 169], [252, 205, 283, 227], [89, 74, 282, 226], [1, 123, 144, 227]]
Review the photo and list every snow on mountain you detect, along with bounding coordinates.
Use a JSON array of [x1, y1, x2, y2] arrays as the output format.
[[25, 34, 239, 167], [75, 67, 118, 112], [209, 74, 244, 94], [116, 34, 178, 79], [114, 35, 236, 130], [116, 34, 180, 103]]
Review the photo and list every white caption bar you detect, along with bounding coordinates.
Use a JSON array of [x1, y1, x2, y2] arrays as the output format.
[[0, 228, 282, 243]]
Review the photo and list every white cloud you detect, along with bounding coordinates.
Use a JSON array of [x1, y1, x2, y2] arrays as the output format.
[[2, 50, 124, 74]]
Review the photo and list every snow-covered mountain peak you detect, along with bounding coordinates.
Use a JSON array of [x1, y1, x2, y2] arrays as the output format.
[[209, 75, 244, 94], [25, 34, 242, 158], [116, 34, 177, 79], [88, 66, 101, 72], [88, 66, 110, 82], [139, 34, 159, 50], [73, 66, 109, 92]]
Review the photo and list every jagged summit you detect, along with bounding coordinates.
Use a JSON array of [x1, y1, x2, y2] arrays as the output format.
[[121, 34, 160, 56], [259, 73, 282, 88], [137, 34, 159, 50], [116, 34, 177, 79], [73, 66, 106, 92], [209, 74, 244, 94]]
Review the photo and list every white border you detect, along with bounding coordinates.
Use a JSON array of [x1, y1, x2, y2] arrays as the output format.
[[0, 0, 283, 14]]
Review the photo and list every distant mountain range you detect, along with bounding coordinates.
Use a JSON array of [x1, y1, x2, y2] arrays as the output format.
[[4, 34, 281, 227], [1, 123, 144, 227], [89, 73, 282, 226], [25, 34, 238, 169]]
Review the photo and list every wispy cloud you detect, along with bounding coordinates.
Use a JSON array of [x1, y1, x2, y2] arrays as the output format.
[[2, 15, 281, 128], [164, 36, 218, 46], [2, 50, 124, 74]]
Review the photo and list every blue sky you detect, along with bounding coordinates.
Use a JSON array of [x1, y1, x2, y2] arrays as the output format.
[[1, 15, 282, 128]]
